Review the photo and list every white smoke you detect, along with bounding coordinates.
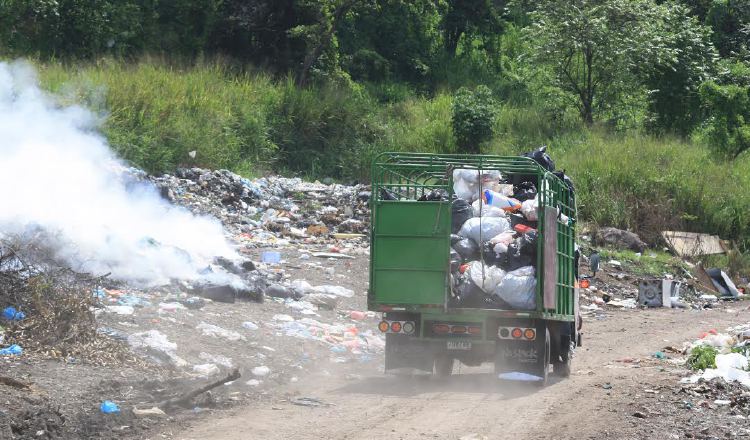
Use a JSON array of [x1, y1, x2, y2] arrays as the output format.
[[0, 61, 242, 287]]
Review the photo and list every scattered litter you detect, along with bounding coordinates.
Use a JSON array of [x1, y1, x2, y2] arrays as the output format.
[[100, 401, 120, 414], [312, 252, 355, 260], [196, 322, 245, 341], [2, 307, 25, 321], [497, 372, 543, 382], [193, 363, 220, 377], [242, 321, 259, 330], [246, 379, 261, 386], [199, 352, 233, 368], [104, 305, 135, 315], [0, 344, 22, 356], [290, 397, 330, 407], [252, 366, 270, 377], [132, 407, 166, 418]]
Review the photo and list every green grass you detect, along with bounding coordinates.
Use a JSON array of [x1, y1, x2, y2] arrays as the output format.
[[597, 248, 688, 277], [29, 58, 750, 250], [687, 345, 718, 370]]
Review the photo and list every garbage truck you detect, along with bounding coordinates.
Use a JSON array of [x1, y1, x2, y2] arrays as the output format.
[[368, 152, 580, 384]]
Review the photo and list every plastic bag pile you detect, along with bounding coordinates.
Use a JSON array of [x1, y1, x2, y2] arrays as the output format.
[[440, 147, 573, 311]]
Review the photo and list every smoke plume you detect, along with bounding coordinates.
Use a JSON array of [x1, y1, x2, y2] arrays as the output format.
[[0, 61, 241, 287]]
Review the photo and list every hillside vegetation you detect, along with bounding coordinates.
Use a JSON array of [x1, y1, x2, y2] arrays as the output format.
[[4, 0, 750, 249]]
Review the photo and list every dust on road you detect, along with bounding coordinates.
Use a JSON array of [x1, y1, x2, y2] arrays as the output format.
[[168, 307, 750, 440]]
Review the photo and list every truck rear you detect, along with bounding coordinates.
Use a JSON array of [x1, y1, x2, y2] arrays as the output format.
[[368, 152, 579, 384]]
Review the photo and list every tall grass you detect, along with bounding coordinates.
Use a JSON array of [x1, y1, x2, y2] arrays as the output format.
[[34, 59, 750, 248]]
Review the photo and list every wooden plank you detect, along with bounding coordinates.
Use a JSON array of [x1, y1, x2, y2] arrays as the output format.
[[544, 206, 558, 310]]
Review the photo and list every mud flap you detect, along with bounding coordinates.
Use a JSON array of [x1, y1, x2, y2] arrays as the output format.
[[494, 322, 549, 382], [385, 334, 434, 372]]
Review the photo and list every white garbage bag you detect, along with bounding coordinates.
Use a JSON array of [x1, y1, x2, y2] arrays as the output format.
[[493, 266, 537, 310], [453, 169, 502, 201], [521, 197, 539, 221], [467, 261, 506, 293], [457, 217, 511, 245], [472, 199, 506, 217], [453, 169, 479, 201]]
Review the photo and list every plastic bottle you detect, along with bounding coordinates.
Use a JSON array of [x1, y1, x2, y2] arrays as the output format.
[[483, 190, 521, 212]]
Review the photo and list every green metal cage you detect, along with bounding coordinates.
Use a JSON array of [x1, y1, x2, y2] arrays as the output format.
[[368, 152, 577, 322]]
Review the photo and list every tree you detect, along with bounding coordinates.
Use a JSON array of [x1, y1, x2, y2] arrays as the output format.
[[441, 0, 505, 57], [451, 85, 497, 153], [645, 4, 717, 135], [524, 0, 679, 124], [697, 80, 750, 159]]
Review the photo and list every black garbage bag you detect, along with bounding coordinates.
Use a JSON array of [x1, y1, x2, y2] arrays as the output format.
[[380, 188, 399, 200], [453, 238, 480, 261], [513, 181, 537, 202], [517, 231, 538, 258], [508, 213, 538, 231], [499, 242, 535, 272], [451, 198, 473, 233], [450, 274, 514, 309], [450, 234, 464, 245], [418, 189, 450, 201], [481, 241, 504, 266], [522, 146, 555, 172]]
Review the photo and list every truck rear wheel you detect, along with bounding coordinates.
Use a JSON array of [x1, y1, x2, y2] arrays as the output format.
[[535, 328, 550, 386], [434, 356, 454, 377], [552, 338, 573, 378]]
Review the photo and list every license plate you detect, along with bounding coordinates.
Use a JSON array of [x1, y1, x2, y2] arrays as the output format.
[[447, 340, 472, 350]]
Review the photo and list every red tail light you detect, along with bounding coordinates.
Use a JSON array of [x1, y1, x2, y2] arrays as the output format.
[[390, 321, 402, 333], [433, 324, 450, 334], [511, 328, 523, 339], [451, 325, 467, 334], [468, 326, 482, 335]]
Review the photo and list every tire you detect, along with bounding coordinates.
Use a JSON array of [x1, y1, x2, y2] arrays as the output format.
[[434, 356, 454, 378], [553, 339, 573, 378]]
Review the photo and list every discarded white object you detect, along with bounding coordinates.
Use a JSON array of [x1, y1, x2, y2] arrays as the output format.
[[196, 322, 246, 341], [242, 321, 259, 330], [609, 260, 622, 267], [132, 407, 167, 418], [716, 352, 749, 370], [127, 330, 187, 367], [272, 314, 295, 322], [105, 305, 134, 315], [715, 399, 732, 406], [193, 363, 220, 377], [311, 285, 355, 298], [158, 302, 186, 313], [700, 294, 719, 302], [312, 252, 355, 260], [498, 372, 543, 381], [246, 379, 261, 386], [199, 352, 233, 368], [252, 366, 271, 377]]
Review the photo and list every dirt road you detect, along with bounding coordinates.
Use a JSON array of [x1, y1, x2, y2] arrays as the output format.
[[170, 306, 750, 440]]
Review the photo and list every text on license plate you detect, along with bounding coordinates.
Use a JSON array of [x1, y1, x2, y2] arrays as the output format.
[[447, 340, 472, 350]]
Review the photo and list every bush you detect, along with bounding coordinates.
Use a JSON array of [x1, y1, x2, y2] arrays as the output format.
[[687, 345, 717, 370], [451, 85, 497, 153]]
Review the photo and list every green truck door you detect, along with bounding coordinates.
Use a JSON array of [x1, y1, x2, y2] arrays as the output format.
[[370, 200, 450, 307]]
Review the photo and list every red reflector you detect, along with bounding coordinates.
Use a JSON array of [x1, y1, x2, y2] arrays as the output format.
[[468, 326, 481, 335], [524, 329, 536, 340], [378, 321, 390, 332], [580, 279, 590, 289], [451, 325, 467, 334], [433, 324, 450, 334], [390, 321, 402, 333], [511, 328, 523, 339]]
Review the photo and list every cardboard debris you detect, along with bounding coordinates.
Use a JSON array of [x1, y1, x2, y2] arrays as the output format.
[[662, 231, 728, 258]]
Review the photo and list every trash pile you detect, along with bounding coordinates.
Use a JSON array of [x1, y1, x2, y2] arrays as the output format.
[[142, 168, 370, 242], [448, 147, 574, 310], [681, 325, 750, 388]]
